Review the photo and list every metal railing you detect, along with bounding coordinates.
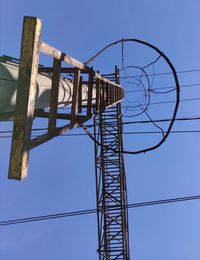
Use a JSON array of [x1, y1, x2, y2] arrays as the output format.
[[8, 16, 124, 180]]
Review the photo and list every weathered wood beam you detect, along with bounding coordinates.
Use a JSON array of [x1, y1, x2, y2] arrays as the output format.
[[40, 41, 122, 88], [8, 16, 42, 180]]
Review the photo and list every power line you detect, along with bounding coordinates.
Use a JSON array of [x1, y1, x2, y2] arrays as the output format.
[[1, 68, 200, 84], [84, 115, 200, 128], [122, 69, 200, 80], [144, 69, 200, 77], [125, 83, 200, 94], [121, 116, 200, 125], [0, 194, 200, 227], [112, 130, 200, 135], [1, 130, 200, 139], [1, 69, 200, 85], [1, 115, 200, 135], [148, 97, 200, 106]]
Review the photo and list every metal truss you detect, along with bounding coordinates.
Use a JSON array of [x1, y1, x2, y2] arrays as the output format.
[[8, 16, 123, 180], [94, 70, 130, 260]]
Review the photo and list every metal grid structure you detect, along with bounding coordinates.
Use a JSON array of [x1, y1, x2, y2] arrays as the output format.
[[8, 16, 124, 180], [94, 69, 130, 260], [5, 15, 130, 260]]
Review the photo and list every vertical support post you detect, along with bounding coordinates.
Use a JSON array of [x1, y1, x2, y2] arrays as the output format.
[[101, 82, 105, 110], [48, 58, 61, 134], [8, 16, 41, 180], [96, 71, 100, 113], [108, 83, 112, 105], [71, 68, 81, 122], [78, 76, 83, 113], [96, 78, 100, 112], [106, 83, 109, 107], [114, 86, 117, 103], [87, 72, 93, 115], [111, 85, 114, 104]]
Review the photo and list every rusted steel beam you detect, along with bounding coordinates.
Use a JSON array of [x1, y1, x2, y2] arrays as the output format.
[[38, 67, 92, 74], [114, 86, 117, 103], [112, 86, 114, 104], [78, 76, 83, 113], [8, 16, 41, 180], [111, 85, 115, 104], [105, 83, 109, 107], [108, 83, 111, 106], [95, 78, 100, 112], [34, 110, 87, 120], [101, 81, 105, 110], [48, 58, 61, 133], [71, 68, 81, 122], [87, 73, 93, 115]]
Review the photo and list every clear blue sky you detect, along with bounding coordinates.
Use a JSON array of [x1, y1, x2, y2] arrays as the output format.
[[1, 1, 200, 259]]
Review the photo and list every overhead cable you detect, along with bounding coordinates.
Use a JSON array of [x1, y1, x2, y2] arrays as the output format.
[[0, 194, 200, 227]]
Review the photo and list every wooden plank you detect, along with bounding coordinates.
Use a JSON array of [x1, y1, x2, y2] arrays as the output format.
[[40, 42, 86, 71], [71, 68, 81, 122], [40, 41, 122, 88], [87, 73, 93, 115], [8, 16, 41, 180], [48, 58, 61, 133]]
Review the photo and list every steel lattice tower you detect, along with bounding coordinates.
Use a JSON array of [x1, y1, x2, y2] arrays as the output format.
[[94, 68, 130, 260]]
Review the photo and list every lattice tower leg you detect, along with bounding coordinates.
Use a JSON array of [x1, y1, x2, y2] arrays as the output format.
[[94, 102, 130, 260]]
